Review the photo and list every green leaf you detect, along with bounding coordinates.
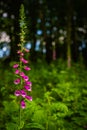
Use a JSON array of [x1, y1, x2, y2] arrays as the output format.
[[6, 123, 18, 130], [25, 123, 45, 130]]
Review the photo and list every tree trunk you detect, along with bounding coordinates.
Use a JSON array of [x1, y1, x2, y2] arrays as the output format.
[[66, 0, 72, 68]]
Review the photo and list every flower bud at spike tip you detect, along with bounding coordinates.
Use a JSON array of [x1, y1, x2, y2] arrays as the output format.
[[17, 50, 21, 54], [20, 57, 28, 64], [24, 48, 29, 52]]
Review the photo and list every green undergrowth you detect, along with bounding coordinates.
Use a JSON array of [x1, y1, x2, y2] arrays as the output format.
[[0, 59, 87, 130]]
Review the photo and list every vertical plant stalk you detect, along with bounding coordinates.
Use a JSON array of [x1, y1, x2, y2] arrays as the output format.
[[13, 4, 32, 130], [18, 105, 21, 130], [18, 5, 25, 130]]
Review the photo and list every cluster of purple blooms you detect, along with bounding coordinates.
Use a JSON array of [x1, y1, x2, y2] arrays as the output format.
[[13, 48, 32, 109]]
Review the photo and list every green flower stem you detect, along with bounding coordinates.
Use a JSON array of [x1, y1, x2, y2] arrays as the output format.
[[18, 105, 21, 130]]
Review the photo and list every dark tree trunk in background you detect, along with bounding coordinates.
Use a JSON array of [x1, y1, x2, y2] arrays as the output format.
[[66, 0, 72, 68], [71, 17, 79, 62], [45, 36, 53, 63]]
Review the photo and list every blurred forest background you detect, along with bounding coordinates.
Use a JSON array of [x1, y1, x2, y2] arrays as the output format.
[[0, 0, 87, 130], [0, 0, 87, 67]]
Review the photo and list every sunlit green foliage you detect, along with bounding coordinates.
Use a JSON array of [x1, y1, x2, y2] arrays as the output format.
[[0, 60, 87, 130]]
